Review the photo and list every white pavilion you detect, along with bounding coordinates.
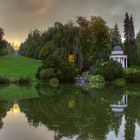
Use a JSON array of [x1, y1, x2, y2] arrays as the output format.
[[110, 45, 128, 68]]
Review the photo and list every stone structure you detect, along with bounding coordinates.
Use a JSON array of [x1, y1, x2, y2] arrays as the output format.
[[110, 45, 128, 68]]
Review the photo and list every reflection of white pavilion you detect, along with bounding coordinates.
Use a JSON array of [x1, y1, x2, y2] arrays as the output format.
[[110, 45, 128, 68], [110, 95, 128, 116]]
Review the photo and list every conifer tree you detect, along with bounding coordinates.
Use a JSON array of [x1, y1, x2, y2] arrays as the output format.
[[129, 15, 135, 47], [124, 13, 130, 43], [124, 13, 136, 66], [112, 23, 122, 46]]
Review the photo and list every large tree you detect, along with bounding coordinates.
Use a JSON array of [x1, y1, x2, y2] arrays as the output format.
[[90, 16, 112, 64], [0, 28, 4, 41], [76, 16, 112, 69], [129, 15, 135, 47], [0, 28, 13, 56], [136, 31, 140, 65], [112, 23, 122, 46], [124, 13, 136, 66], [19, 29, 42, 59]]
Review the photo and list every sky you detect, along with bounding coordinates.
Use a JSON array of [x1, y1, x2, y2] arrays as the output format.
[[0, 0, 140, 43]]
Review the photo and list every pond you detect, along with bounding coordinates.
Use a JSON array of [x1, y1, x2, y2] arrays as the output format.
[[0, 83, 140, 140]]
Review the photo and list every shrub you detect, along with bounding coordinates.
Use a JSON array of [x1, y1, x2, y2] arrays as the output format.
[[99, 60, 123, 81], [113, 78, 126, 87], [59, 62, 79, 82], [38, 68, 60, 81], [123, 67, 140, 83], [36, 55, 79, 82], [89, 59, 106, 75], [43, 55, 63, 69], [84, 74, 105, 89]]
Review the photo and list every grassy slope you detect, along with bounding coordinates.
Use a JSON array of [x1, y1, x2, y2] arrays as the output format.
[[0, 55, 42, 81]]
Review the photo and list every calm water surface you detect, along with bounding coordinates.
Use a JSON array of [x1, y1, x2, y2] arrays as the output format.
[[0, 84, 140, 140]]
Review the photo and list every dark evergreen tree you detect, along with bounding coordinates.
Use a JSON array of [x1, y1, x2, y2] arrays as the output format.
[[136, 31, 140, 65], [112, 23, 122, 46], [0, 28, 4, 41], [124, 13, 136, 66], [129, 15, 135, 47], [124, 13, 130, 43]]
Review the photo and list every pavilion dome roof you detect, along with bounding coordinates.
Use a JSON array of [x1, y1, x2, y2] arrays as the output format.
[[112, 45, 123, 51]]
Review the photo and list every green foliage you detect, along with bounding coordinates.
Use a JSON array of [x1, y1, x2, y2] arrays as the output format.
[[36, 55, 79, 82], [19, 17, 112, 72], [136, 31, 140, 65], [39, 41, 55, 60], [99, 60, 123, 81], [0, 28, 4, 41], [60, 62, 79, 82], [111, 23, 122, 46], [84, 74, 105, 89], [78, 16, 112, 68], [124, 13, 136, 66], [37, 68, 59, 81], [123, 67, 140, 82], [125, 46, 137, 66], [0, 40, 8, 56], [19, 29, 42, 59], [43, 55, 63, 69], [113, 78, 126, 87]]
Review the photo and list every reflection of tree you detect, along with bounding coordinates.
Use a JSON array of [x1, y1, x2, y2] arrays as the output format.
[[110, 113, 122, 137], [20, 84, 125, 140], [2, 84, 140, 139], [36, 84, 62, 96], [125, 115, 135, 140], [124, 95, 138, 140], [0, 101, 9, 129]]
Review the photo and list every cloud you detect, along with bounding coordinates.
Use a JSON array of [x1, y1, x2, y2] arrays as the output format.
[[0, 0, 140, 42]]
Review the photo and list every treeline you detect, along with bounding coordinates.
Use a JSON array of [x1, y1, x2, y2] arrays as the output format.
[[19, 13, 140, 82], [19, 16, 112, 70], [0, 28, 14, 56]]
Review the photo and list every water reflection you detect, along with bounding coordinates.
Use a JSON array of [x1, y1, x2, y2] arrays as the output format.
[[11, 103, 20, 114], [110, 95, 128, 117], [0, 84, 140, 139]]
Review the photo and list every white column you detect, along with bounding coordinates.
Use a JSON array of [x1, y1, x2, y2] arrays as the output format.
[[125, 58, 127, 68], [122, 57, 125, 68], [126, 57, 128, 68]]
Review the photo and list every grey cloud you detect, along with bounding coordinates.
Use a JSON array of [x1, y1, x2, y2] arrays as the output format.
[[0, 0, 140, 42]]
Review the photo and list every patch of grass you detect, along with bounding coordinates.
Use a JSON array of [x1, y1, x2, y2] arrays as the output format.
[[0, 55, 42, 81]]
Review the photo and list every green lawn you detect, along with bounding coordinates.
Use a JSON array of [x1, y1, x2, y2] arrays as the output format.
[[0, 55, 42, 81]]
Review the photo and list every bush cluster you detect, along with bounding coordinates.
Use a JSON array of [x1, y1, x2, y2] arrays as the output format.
[[123, 67, 140, 83], [91, 60, 123, 81], [36, 55, 79, 82], [84, 74, 105, 89]]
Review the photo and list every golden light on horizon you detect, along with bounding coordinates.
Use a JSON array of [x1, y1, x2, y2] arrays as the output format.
[[12, 40, 20, 50]]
